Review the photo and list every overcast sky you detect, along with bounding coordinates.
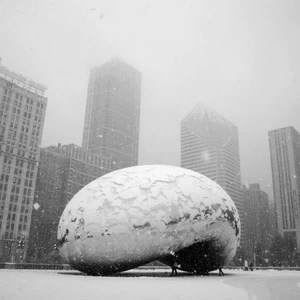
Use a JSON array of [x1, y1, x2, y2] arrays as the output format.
[[1, 0, 300, 200]]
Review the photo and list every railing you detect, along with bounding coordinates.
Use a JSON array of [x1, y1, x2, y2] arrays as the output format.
[[0, 263, 299, 271], [0, 263, 73, 270], [225, 265, 300, 271]]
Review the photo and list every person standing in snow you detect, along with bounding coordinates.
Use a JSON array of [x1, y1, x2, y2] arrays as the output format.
[[218, 267, 224, 276], [249, 262, 253, 271], [171, 258, 178, 276]]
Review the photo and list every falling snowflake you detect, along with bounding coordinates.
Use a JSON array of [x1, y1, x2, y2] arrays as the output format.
[[201, 150, 210, 162], [33, 202, 40, 210]]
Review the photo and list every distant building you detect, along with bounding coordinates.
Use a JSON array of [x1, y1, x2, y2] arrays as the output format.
[[82, 57, 141, 170], [269, 126, 300, 250], [268, 201, 276, 242], [180, 103, 243, 242], [242, 183, 270, 264], [27, 144, 111, 263], [0, 61, 47, 262]]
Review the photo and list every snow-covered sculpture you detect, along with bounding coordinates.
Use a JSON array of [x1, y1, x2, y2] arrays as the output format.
[[57, 165, 240, 275]]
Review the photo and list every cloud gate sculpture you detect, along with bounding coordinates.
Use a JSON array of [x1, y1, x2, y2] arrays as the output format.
[[57, 165, 240, 275]]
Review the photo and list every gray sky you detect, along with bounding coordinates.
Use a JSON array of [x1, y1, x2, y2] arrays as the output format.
[[1, 0, 300, 200]]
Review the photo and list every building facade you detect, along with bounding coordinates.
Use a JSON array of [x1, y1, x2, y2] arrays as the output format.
[[181, 104, 243, 241], [242, 183, 270, 264], [27, 144, 111, 263], [269, 126, 300, 249], [0, 62, 47, 262], [268, 201, 276, 244], [82, 57, 141, 170]]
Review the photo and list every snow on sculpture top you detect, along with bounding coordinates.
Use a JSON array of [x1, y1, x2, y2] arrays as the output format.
[[58, 165, 240, 244]]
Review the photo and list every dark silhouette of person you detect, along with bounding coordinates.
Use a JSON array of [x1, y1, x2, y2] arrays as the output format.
[[171, 258, 178, 276], [249, 262, 253, 271], [219, 267, 224, 276]]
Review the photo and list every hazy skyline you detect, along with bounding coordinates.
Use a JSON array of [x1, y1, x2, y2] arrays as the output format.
[[1, 0, 300, 200]]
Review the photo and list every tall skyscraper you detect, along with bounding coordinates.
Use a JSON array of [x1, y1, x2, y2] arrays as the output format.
[[181, 104, 242, 239], [82, 57, 141, 170], [27, 144, 111, 263], [269, 126, 300, 250], [242, 183, 270, 263], [0, 61, 47, 262]]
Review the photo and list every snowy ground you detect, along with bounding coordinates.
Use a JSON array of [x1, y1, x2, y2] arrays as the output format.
[[0, 268, 299, 300]]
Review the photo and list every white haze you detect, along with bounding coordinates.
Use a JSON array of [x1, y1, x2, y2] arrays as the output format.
[[1, 0, 300, 200]]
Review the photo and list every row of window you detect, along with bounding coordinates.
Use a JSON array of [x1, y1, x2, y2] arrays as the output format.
[[2, 223, 28, 240], [66, 147, 111, 169], [1, 145, 38, 160], [4, 220, 28, 230], [8, 203, 30, 214], [3, 88, 44, 108], [0, 119, 42, 146], [3, 133, 39, 149], [0, 161, 35, 176], [0, 101, 44, 121], [0, 182, 32, 196], [0, 174, 9, 182], [0, 105, 43, 121]]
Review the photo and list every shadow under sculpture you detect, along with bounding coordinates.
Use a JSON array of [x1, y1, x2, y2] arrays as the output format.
[[57, 165, 240, 275]]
